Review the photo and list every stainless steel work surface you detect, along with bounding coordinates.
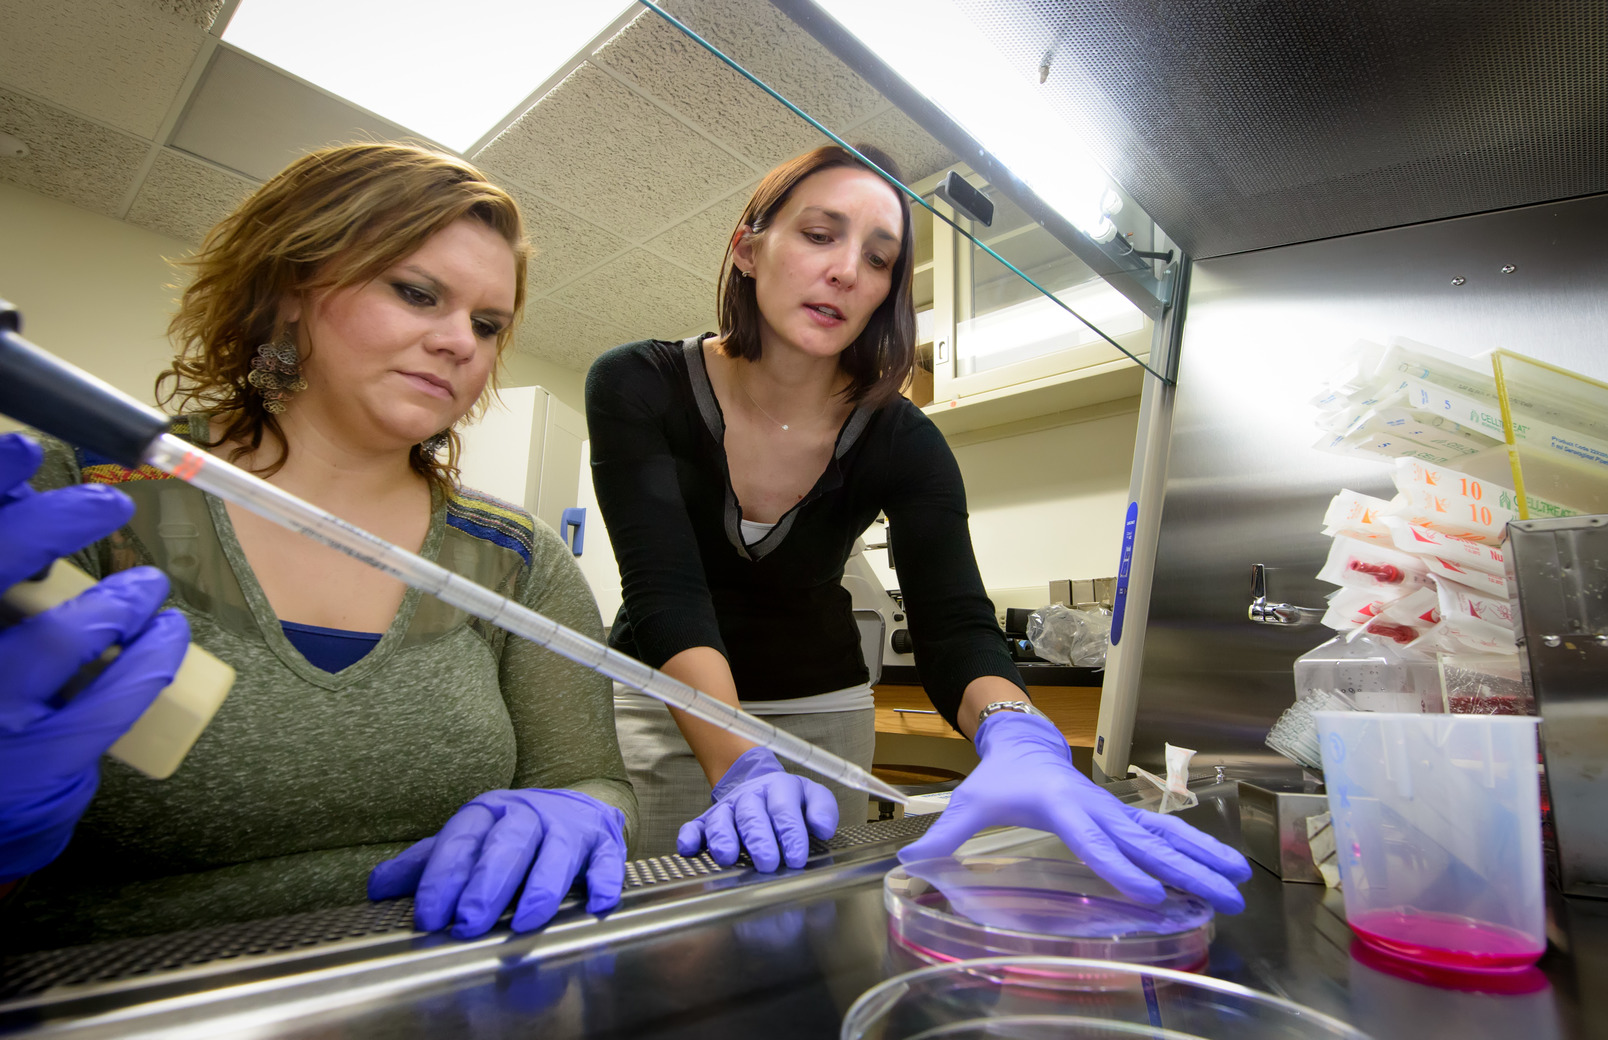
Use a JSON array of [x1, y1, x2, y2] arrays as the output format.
[[2, 780, 1599, 1039]]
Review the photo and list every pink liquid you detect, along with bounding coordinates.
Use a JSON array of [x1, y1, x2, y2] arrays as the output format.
[[1350, 909, 1543, 973]]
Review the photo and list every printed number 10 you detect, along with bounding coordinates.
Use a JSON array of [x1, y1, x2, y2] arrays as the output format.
[[1459, 478, 1483, 500], [1470, 504, 1493, 526]]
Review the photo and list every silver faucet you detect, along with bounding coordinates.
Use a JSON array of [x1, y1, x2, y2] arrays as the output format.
[[1248, 564, 1324, 626]]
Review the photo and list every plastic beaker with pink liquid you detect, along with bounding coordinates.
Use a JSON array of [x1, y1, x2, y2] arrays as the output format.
[[1315, 711, 1545, 974]]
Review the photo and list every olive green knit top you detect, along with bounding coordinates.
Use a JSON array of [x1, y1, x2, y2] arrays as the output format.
[[6, 421, 636, 951]]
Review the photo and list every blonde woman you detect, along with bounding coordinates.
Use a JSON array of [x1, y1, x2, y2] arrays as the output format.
[[3, 143, 635, 951]]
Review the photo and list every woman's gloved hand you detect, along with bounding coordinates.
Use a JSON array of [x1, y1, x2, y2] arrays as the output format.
[[677, 747, 838, 872], [0, 434, 190, 882], [898, 711, 1252, 914], [368, 788, 628, 939]]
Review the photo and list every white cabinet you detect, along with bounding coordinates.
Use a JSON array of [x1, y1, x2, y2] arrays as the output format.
[[456, 386, 586, 541], [913, 166, 1163, 435]]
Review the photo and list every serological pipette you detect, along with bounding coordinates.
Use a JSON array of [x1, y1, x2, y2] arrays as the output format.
[[0, 301, 910, 808]]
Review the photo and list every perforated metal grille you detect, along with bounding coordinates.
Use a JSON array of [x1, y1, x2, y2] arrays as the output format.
[[624, 852, 725, 888], [0, 814, 937, 1001], [951, 0, 1608, 257], [0, 897, 419, 1002], [825, 814, 937, 848]]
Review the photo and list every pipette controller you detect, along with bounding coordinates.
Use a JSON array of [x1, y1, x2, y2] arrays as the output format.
[[0, 300, 910, 807]]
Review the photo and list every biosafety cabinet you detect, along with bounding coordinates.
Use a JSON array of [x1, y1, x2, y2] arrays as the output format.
[[4, 0, 1608, 1037]]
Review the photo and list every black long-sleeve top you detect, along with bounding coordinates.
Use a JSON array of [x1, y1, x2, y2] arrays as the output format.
[[585, 337, 1025, 730]]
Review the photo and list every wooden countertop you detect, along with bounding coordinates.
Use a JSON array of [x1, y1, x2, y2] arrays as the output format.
[[873, 683, 1101, 748]]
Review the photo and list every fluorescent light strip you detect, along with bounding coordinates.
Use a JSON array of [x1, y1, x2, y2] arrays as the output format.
[[959, 281, 1146, 361], [222, 0, 636, 153]]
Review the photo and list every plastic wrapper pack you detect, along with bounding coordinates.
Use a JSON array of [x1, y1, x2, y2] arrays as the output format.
[[1301, 338, 1531, 729], [1379, 516, 1505, 575], [1310, 338, 1507, 466], [1390, 458, 1515, 544], [1321, 586, 1403, 631], [1322, 489, 1394, 543], [1315, 533, 1434, 594]]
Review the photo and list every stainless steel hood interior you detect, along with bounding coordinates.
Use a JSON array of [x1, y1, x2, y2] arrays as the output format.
[[941, 0, 1608, 258]]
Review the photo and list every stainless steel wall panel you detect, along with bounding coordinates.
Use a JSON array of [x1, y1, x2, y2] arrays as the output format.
[[950, 0, 1608, 258], [1132, 193, 1608, 772]]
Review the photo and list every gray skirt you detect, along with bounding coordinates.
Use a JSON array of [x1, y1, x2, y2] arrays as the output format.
[[613, 687, 877, 858]]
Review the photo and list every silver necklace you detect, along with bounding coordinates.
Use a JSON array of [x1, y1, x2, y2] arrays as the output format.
[[738, 371, 832, 432]]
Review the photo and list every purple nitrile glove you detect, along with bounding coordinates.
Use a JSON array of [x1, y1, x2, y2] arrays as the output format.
[[0, 434, 190, 882], [367, 788, 627, 939], [898, 711, 1252, 914], [677, 747, 838, 873]]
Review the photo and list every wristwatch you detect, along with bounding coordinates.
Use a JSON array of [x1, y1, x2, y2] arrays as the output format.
[[977, 700, 1050, 726]]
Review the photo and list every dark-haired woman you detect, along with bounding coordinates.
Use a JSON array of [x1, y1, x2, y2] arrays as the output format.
[[587, 145, 1251, 912]]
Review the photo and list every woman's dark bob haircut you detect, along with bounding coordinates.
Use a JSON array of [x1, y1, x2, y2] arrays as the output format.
[[715, 144, 916, 408]]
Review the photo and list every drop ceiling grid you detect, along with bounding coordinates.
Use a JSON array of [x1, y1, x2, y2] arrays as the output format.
[[471, 60, 756, 355], [595, 0, 881, 170], [0, 0, 956, 371], [0, 0, 212, 139], [475, 0, 912, 364], [124, 148, 259, 245], [0, 85, 154, 218], [486, 0, 960, 366], [661, 0, 887, 132]]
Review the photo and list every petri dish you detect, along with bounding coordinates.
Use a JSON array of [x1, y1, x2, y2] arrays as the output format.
[[841, 956, 1372, 1040], [886, 856, 1215, 973]]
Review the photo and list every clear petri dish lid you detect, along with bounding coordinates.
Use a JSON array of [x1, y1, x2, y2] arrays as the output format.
[[841, 956, 1372, 1040], [886, 856, 1215, 972]]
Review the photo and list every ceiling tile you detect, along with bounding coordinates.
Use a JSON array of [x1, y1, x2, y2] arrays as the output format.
[[513, 298, 642, 372], [641, 182, 754, 284], [0, 0, 209, 138], [593, 9, 830, 169], [501, 183, 631, 297], [0, 89, 150, 216], [845, 106, 959, 184], [171, 47, 422, 183], [476, 63, 750, 234], [660, 0, 885, 137], [550, 248, 716, 348], [125, 148, 258, 244]]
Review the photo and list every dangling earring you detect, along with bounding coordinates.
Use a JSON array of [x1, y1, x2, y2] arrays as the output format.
[[420, 430, 451, 456], [247, 331, 306, 414]]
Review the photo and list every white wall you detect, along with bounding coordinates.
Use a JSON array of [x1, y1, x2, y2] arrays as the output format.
[[500, 350, 587, 419], [856, 405, 1141, 610], [573, 438, 622, 622], [0, 182, 189, 416], [957, 408, 1139, 595]]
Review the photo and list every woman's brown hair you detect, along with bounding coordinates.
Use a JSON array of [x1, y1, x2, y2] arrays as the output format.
[[716, 144, 915, 407], [157, 142, 529, 494]]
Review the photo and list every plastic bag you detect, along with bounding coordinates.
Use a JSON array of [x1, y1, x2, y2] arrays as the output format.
[[1026, 604, 1111, 669], [1293, 631, 1440, 713]]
